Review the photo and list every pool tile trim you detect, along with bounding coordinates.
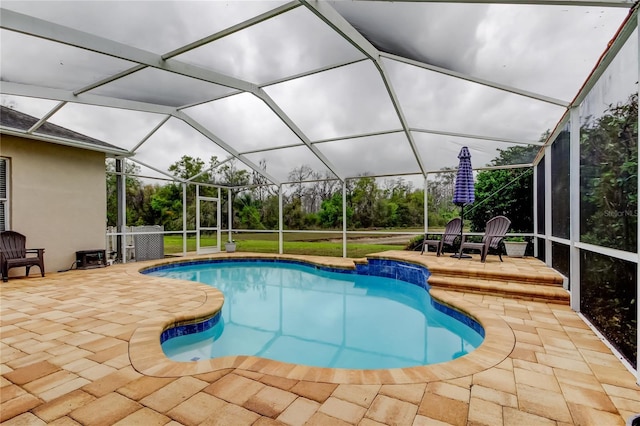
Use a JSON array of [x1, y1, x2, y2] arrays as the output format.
[[142, 257, 359, 276]]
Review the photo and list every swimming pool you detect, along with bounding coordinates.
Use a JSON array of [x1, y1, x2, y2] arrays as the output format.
[[145, 259, 484, 369]]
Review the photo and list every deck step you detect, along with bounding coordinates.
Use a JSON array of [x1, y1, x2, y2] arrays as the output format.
[[365, 250, 569, 304], [425, 264, 564, 286], [427, 274, 570, 304]]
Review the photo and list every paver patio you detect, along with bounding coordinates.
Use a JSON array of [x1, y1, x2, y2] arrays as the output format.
[[1, 251, 638, 425]]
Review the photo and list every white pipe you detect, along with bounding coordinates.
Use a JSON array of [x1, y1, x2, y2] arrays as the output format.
[[182, 183, 187, 256], [278, 186, 283, 254], [343, 180, 347, 258]]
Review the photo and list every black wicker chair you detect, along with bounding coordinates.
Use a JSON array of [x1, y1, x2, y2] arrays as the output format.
[[0, 231, 45, 282]]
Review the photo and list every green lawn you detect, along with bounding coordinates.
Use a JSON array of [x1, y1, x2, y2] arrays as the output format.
[[162, 232, 418, 258]]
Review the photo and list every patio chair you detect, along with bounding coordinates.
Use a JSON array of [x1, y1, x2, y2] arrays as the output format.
[[421, 218, 462, 256], [458, 216, 511, 262], [0, 231, 45, 282]]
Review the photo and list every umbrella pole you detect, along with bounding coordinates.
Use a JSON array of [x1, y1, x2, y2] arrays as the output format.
[[460, 204, 464, 244], [452, 204, 472, 259]]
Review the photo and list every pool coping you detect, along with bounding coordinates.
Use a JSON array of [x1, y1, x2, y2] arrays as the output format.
[[128, 254, 516, 384]]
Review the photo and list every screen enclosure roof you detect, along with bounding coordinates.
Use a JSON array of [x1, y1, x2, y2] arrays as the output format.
[[0, 0, 637, 186]]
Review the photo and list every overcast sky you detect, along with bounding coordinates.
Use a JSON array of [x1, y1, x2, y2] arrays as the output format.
[[1, 1, 636, 187]]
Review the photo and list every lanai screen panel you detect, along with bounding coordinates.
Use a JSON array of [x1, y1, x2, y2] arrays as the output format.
[[264, 61, 402, 141], [134, 117, 234, 178], [412, 133, 533, 172], [1, 1, 286, 54], [0, 1, 635, 184], [87, 68, 238, 108], [331, 2, 630, 101], [176, 5, 366, 85], [0, 29, 136, 91], [384, 59, 566, 143], [0, 95, 62, 120], [44, 104, 168, 152], [316, 133, 422, 178], [244, 145, 337, 183], [184, 93, 303, 153]]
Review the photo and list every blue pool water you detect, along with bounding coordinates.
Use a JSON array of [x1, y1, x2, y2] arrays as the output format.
[[146, 260, 484, 369]]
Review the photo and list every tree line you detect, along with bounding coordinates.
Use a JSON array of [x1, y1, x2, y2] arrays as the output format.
[[107, 157, 461, 231]]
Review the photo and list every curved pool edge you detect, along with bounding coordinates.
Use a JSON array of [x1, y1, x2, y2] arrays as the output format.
[[128, 253, 516, 384]]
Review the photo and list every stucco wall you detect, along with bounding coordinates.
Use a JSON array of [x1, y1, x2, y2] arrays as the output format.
[[2, 135, 106, 276]]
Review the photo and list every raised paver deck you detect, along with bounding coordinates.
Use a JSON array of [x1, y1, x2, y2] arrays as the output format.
[[1, 251, 638, 425]]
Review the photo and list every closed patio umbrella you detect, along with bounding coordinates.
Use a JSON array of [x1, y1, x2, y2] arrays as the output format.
[[452, 146, 475, 258]]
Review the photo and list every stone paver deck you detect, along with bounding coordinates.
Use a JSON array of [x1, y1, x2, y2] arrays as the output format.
[[1, 251, 638, 425]]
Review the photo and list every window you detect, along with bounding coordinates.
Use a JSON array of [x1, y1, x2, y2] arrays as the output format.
[[0, 158, 8, 231]]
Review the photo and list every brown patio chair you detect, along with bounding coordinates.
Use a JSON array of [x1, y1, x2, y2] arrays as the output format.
[[421, 218, 462, 256], [0, 231, 45, 282], [458, 216, 511, 262]]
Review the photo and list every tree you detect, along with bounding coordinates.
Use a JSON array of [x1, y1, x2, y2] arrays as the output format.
[[283, 197, 305, 229], [287, 165, 315, 214], [318, 192, 352, 228], [467, 146, 538, 232], [235, 192, 265, 230], [105, 152, 492, 234], [251, 159, 277, 203], [217, 159, 250, 187], [381, 178, 418, 227], [167, 156, 202, 229], [129, 183, 161, 226], [150, 183, 183, 231], [580, 93, 638, 251], [215, 159, 250, 229], [428, 170, 457, 227], [315, 173, 340, 206], [260, 194, 280, 230], [348, 176, 378, 228], [238, 204, 264, 229], [106, 159, 142, 227], [405, 189, 425, 227], [169, 155, 208, 181]]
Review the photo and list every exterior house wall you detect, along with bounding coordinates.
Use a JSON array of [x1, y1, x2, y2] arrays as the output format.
[[2, 135, 106, 276]]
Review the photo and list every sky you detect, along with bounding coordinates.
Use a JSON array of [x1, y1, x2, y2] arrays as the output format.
[[0, 0, 636, 188]]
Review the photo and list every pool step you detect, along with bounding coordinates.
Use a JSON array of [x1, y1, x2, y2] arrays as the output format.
[[425, 263, 564, 286], [364, 250, 569, 304], [426, 273, 569, 304]]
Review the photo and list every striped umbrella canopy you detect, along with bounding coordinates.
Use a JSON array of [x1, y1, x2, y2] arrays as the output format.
[[453, 146, 475, 206], [451, 147, 474, 258]]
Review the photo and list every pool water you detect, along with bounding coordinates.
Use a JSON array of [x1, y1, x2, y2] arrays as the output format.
[[148, 261, 484, 369]]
